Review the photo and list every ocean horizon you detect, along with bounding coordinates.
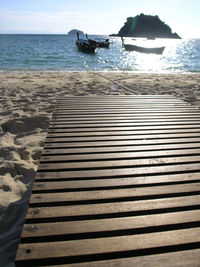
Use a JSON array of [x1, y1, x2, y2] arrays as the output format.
[[0, 34, 200, 73]]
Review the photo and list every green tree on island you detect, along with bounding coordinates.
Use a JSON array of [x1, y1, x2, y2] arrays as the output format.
[[112, 14, 181, 39]]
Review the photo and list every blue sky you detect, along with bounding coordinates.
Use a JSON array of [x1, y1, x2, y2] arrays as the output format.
[[0, 0, 200, 37]]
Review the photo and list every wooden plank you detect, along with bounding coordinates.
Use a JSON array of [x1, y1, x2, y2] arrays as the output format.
[[38, 155, 200, 171], [47, 128, 200, 137], [55, 105, 191, 110], [40, 148, 200, 163], [57, 94, 178, 97], [48, 249, 200, 267], [51, 113, 200, 118], [46, 133, 200, 143], [55, 111, 197, 115], [58, 99, 183, 102], [32, 172, 200, 192], [57, 100, 183, 103], [42, 143, 200, 155], [57, 99, 186, 102], [57, 106, 191, 110], [55, 108, 193, 113], [57, 97, 184, 101], [53, 110, 198, 116], [26, 195, 200, 219], [48, 123, 200, 130], [57, 98, 183, 102], [57, 97, 185, 100], [54, 102, 194, 107], [51, 117, 200, 123], [30, 183, 200, 204], [57, 104, 190, 108], [21, 210, 200, 239], [50, 120, 200, 128], [57, 100, 182, 102], [15, 228, 200, 261], [53, 112, 200, 118], [57, 101, 183, 104], [44, 138, 200, 149], [50, 121, 200, 127], [36, 163, 200, 180], [58, 99, 184, 102], [49, 125, 200, 133], [57, 95, 178, 97], [59, 98, 181, 100], [57, 101, 186, 104]]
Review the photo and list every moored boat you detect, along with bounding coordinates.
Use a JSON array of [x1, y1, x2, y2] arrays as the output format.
[[121, 37, 165, 55], [75, 33, 98, 53], [96, 39, 110, 48]]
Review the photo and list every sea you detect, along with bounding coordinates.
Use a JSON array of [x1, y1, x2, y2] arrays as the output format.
[[0, 34, 200, 73]]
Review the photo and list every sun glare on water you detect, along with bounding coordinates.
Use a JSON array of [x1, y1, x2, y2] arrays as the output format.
[[120, 38, 187, 73]]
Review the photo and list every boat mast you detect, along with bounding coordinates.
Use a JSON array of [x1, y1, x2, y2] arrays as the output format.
[[121, 36, 125, 48], [76, 32, 79, 40]]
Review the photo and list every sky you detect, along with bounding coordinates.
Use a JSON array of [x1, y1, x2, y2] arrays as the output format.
[[0, 0, 200, 38]]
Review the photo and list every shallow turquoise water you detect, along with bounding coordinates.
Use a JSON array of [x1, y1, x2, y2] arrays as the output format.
[[0, 34, 200, 73]]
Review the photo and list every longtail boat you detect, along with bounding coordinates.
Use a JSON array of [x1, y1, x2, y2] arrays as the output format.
[[121, 37, 165, 55], [76, 33, 97, 53]]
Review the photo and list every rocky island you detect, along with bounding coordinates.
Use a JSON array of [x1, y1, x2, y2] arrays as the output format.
[[111, 14, 181, 39], [68, 29, 84, 35]]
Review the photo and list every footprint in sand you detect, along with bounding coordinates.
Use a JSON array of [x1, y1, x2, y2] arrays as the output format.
[[1, 116, 50, 134]]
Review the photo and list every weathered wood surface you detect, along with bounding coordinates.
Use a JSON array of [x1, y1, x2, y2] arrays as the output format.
[[43, 249, 200, 267], [15, 96, 200, 266]]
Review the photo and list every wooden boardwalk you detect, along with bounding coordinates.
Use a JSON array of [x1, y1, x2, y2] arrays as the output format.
[[15, 96, 200, 266]]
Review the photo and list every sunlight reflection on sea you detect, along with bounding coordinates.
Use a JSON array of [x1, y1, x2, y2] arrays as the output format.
[[0, 34, 199, 73]]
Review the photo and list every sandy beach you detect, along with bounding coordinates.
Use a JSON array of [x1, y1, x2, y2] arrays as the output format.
[[0, 71, 200, 265]]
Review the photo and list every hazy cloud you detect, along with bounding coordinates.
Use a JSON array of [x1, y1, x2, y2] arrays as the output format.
[[0, 11, 89, 33]]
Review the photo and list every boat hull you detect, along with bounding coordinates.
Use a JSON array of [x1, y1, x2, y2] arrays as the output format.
[[97, 41, 110, 48], [76, 40, 97, 53], [124, 44, 165, 54]]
